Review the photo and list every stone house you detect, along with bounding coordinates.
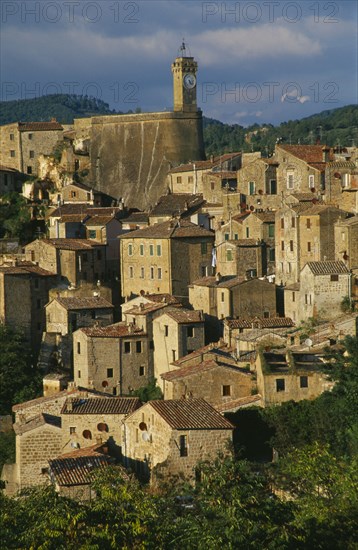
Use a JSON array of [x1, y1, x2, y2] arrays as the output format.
[[202, 171, 238, 205], [223, 317, 295, 348], [24, 238, 107, 287], [61, 182, 105, 205], [236, 157, 280, 211], [274, 144, 332, 196], [161, 357, 254, 408], [0, 165, 22, 195], [148, 193, 206, 225], [47, 204, 124, 239], [48, 444, 114, 501], [153, 308, 205, 386], [215, 239, 266, 278], [0, 262, 58, 354], [61, 396, 141, 455], [45, 296, 114, 335], [168, 153, 241, 195], [73, 323, 152, 395], [189, 275, 277, 322], [325, 159, 358, 213], [119, 219, 214, 301], [296, 261, 351, 322], [275, 204, 348, 286], [334, 215, 358, 300], [256, 349, 334, 407], [122, 398, 234, 483], [84, 214, 123, 282], [0, 120, 64, 176]]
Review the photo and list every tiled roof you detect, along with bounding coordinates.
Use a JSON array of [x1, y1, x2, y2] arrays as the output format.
[[228, 238, 261, 246], [171, 342, 229, 366], [79, 322, 144, 338], [12, 387, 109, 412], [49, 445, 113, 486], [191, 275, 245, 288], [149, 194, 204, 216], [49, 204, 123, 218], [160, 307, 203, 324], [215, 394, 262, 413], [305, 261, 350, 275], [121, 211, 149, 223], [63, 181, 94, 192], [125, 302, 181, 316], [18, 121, 63, 132], [328, 160, 357, 169], [299, 205, 343, 216], [278, 144, 333, 164], [119, 219, 214, 240], [13, 413, 61, 435], [207, 170, 237, 178], [61, 397, 141, 415], [142, 293, 181, 305], [253, 211, 276, 222], [85, 215, 117, 226], [0, 165, 19, 172], [225, 317, 295, 330], [148, 399, 234, 430], [169, 153, 242, 174], [59, 214, 89, 223], [0, 264, 55, 277], [161, 358, 250, 381], [54, 297, 113, 311], [290, 193, 320, 202], [40, 238, 105, 250], [285, 283, 300, 291], [335, 215, 358, 227]]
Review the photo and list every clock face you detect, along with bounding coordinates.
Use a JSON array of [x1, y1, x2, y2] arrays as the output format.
[[183, 73, 196, 90]]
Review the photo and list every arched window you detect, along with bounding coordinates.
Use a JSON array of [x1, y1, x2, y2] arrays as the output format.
[[83, 430, 92, 440]]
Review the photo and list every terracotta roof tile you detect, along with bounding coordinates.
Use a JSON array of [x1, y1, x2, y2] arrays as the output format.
[[160, 307, 204, 324], [305, 261, 350, 275], [54, 297, 113, 311], [119, 219, 214, 240], [79, 322, 145, 338], [148, 398, 234, 430], [40, 238, 105, 250], [149, 194, 205, 216], [61, 396, 141, 415], [14, 413, 61, 435], [0, 264, 55, 277], [49, 445, 113, 486], [18, 121, 63, 132], [278, 144, 333, 164], [215, 394, 262, 412], [225, 317, 295, 329], [12, 387, 110, 412], [161, 358, 250, 381], [85, 215, 117, 226]]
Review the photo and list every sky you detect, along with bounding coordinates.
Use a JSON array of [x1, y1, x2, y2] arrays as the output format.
[[1, 0, 357, 126]]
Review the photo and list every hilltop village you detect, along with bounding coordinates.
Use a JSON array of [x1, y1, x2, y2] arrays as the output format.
[[0, 48, 357, 499]]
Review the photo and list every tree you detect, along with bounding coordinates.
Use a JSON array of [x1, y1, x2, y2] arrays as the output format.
[[132, 378, 163, 402], [0, 324, 42, 415]]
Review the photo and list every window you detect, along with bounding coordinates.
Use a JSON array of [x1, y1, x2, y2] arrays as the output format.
[[10, 150, 15, 157], [107, 368, 113, 378], [276, 379, 285, 392], [234, 233, 238, 240], [309, 175, 315, 188], [128, 244, 133, 256], [306, 218, 311, 229], [300, 376, 308, 388], [264, 310, 269, 318], [136, 341, 142, 353], [29, 150, 34, 159], [97, 422, 109, 432], [201, 265, 208, 277], [157, 244, 161, 256], [291, 217, 296, 228], [330, 274, 339, 282], [77, 342, 81, 354], [222, 385, 231, 397], [226, 249, 233, 261], [187, 326, 194, 337], [266, 179, 277, 195], [28, 133, 33, 140], [124, 341, 131, 353], [150, 267, 154, 279], [27, 166, 32, 174], [149, 244, 154, 256], [172, 350, 176, 362], [246, 227, 250, 238], [269, 248, 275, 261], [149, 340, 154, 350], [280, 218, 284, 229], [290, 240, 294, 252], [224, 233, 229, 241], [211, 181, 215, 190], [176, 176, 182, 183], [268, 224, 275, 238], [249, 181, 255, 195], [83, 430, 92, 440], [201, 242, 207, 255], [342, 173, 351, 188], [188, 176, 193, 183], [129, 266, 134, 278], [70, 427, 76, 434], [71, 191, 76, 198], [140, 244, 144, 256], [89, 229, 96, 239], [139, 366, 145, 376], [292, 291, 295, 302], [164, 325, 169, 337], [140, 267, 144, 279], [157, 267, 162, 280], [305, 294, 308, 305], [10, 133, 14, 141], [179, 435, 188, 456], [221, 292, 225, 302], [287, 173, 294, 189], [281, 241, 285, 251], [307, 242, 311, 252]]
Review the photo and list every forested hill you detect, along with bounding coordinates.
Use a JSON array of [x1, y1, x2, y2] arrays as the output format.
[[0, 94, 357, 155]]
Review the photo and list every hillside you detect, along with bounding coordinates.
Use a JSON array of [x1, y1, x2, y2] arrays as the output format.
[[0, 94, 357, 155]]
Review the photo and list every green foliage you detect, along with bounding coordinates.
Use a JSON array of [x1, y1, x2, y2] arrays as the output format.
[[0, 324, 42, 415], [341, 295, 355, 313], [0, 192, 32, 242], [132, 377, 163, 402], [0, 431, 15, 472]]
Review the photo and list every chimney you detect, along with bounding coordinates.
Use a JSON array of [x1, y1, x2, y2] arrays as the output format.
[[322, 146, 330, 163], [215, 272, 222, 283], [96, 435, 102, 445], [139, 302, 144, 310], [67, 399, 73, 412]]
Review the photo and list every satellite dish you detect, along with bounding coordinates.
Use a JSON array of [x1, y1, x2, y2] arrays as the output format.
[[142, 431, 151, 442], [304, 338, 313, 348]]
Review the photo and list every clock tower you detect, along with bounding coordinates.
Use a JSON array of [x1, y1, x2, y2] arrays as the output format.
[[171, 41, 198, 113]]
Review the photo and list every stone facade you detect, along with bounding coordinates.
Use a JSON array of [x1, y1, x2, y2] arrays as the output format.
[[45, 296, 114, 335]]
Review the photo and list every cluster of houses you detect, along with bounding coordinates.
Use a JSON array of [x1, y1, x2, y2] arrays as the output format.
[[0, 50, 357, 496]]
